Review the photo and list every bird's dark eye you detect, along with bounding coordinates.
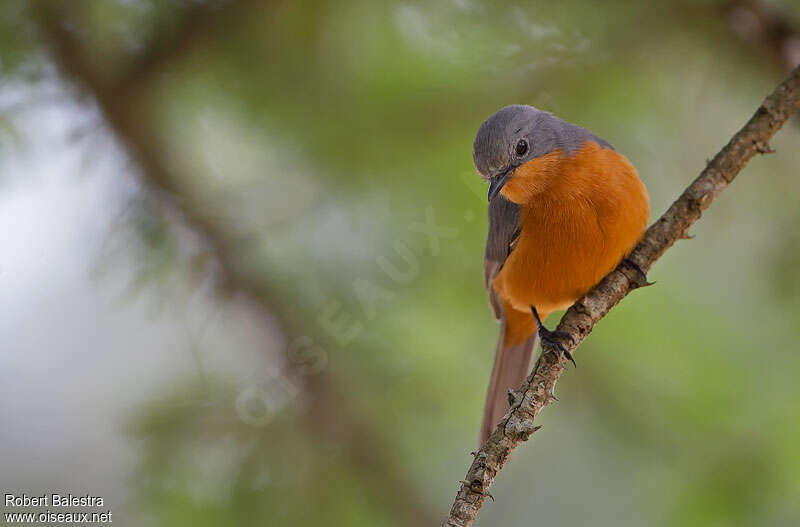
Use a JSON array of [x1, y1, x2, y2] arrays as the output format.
[[515, 139, 528, 156]]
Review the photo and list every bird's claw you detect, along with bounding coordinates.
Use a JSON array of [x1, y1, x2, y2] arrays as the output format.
[[530, 305, 576, 367], [538, 326, 576, 367], [622, 257, 654, 288]]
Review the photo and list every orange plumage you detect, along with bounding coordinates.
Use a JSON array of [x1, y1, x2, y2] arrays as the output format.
[[494, 141, 649, 346]]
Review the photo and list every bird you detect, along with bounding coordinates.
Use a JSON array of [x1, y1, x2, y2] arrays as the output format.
[[473, 105, 650, 444]]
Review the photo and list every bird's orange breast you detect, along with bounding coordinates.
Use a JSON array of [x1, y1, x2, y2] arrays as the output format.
[[492, 140, 649, 329]]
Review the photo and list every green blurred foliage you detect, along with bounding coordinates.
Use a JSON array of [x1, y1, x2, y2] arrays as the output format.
[[3, 0, 800, 526]]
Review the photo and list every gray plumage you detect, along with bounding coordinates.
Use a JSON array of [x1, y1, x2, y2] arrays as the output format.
[[473, 104, 613, 181], [484, 195, 519, 320]]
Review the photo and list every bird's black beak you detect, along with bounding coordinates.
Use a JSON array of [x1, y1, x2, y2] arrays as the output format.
[[487, 167, 513, 202]]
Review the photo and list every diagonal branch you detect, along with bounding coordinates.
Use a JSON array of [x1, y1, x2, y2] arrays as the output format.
[[445, 64, 800, 526], [34, 3, 264, 310], [723, 0, 800, 74], [111, 0, 267, 98], [34, 5, 438, 525]]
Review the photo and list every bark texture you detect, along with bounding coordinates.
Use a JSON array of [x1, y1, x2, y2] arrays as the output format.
[[445, 64, 800, 526]]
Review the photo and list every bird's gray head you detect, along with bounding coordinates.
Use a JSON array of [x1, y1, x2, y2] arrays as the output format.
[[473, 105, 611, 201]]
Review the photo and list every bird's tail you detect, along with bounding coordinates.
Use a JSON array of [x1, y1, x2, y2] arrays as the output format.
[[479, 307, 538, 445]]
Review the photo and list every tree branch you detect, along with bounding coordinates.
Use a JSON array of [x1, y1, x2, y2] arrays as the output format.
[[34, 3, 262, 307], [111, 0, 266, 98], [724, 0, 800, 74], [445, 64, 800, 526], [33, 5, 438, 525]]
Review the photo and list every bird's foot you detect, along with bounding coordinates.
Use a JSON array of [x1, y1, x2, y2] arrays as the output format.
[[531, 306, 576, 367], [622, 258, 654, 288], [539, 326, 576, 368]]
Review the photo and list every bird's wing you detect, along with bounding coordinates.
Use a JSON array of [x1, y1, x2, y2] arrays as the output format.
[[484, 195, 521, 320]]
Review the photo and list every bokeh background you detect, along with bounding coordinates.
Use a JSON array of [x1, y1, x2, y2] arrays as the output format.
[[1, 1, 799, 525]]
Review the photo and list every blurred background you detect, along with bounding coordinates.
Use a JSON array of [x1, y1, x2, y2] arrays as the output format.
[[1, 1, 799, 525]]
